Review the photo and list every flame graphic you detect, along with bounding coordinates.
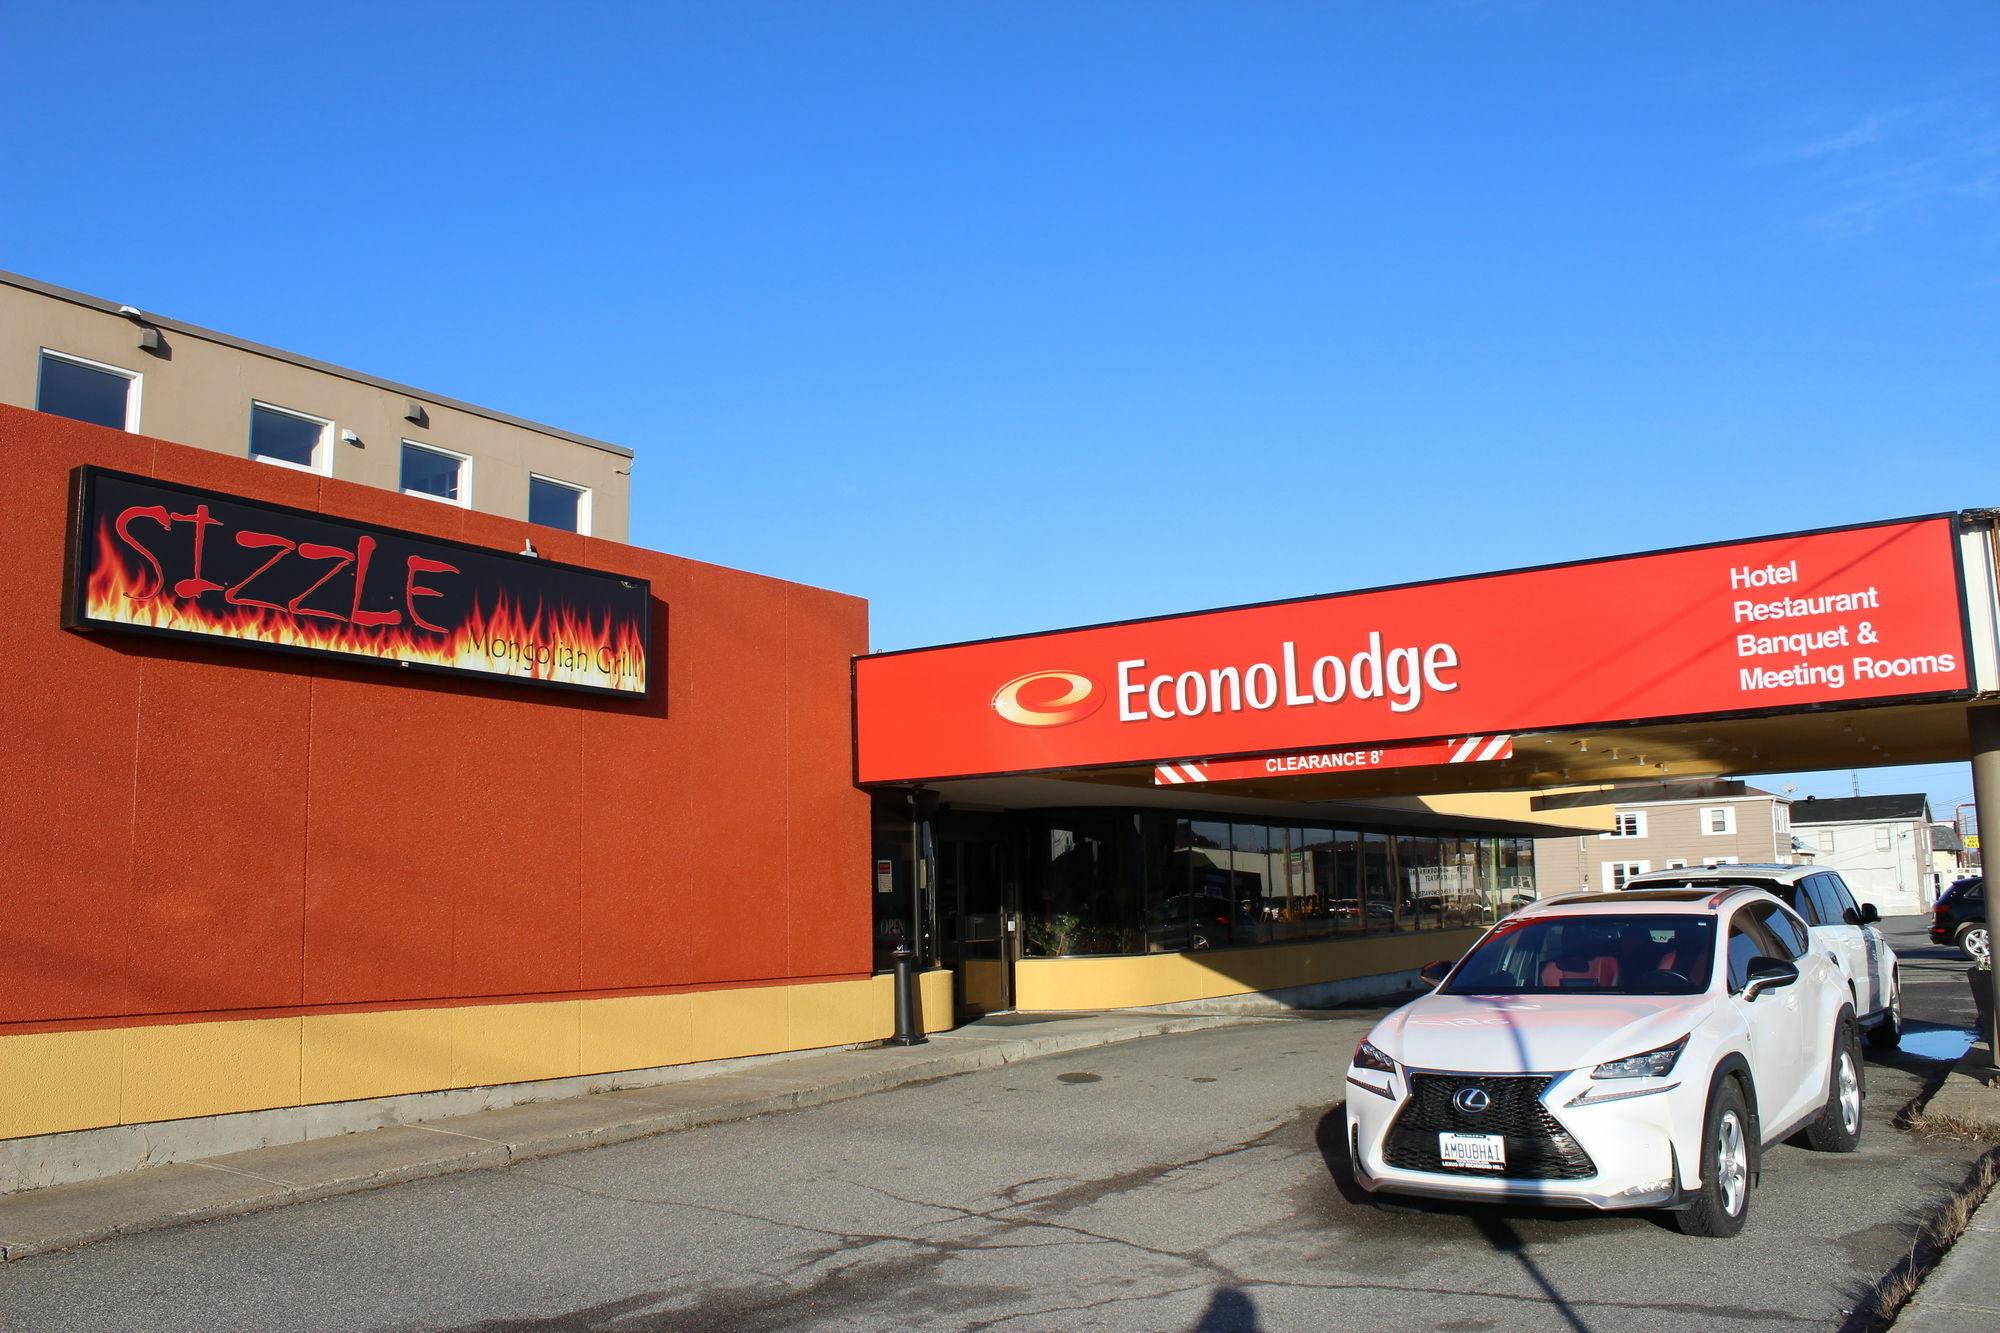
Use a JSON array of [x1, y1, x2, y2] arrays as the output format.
[[82, 526, 648, 694]]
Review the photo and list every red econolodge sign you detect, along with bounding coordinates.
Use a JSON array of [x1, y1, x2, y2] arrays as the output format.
[[855, 517, 1969, 783]]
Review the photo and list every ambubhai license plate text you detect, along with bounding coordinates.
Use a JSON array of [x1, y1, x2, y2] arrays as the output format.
[[1440, 1132, 1506, 1169]]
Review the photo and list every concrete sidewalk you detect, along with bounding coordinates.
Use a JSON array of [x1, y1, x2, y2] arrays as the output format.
[[1892, 1038, 2000, 1332], [0, 1009, 1267, 1263]]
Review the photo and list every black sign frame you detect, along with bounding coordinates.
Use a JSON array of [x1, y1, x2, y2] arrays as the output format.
[[63, 466, 654, 700]]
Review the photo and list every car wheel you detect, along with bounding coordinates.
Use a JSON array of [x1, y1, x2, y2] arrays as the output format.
[[1957, 923, 1991, 963], [1677, 1079, 1753, 1237], [1804, 1022, 1864, 1153], [1866, 971, 1902, 1050]]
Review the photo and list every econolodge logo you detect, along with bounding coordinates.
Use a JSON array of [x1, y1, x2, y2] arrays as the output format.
[[991, 669, 1103, 727]]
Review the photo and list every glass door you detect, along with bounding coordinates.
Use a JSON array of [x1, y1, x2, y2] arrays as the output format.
[[937, 818, 1021, 1017]]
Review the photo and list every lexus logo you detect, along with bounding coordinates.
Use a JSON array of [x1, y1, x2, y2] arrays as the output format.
[[992, 670, 1104, 728], [1453, 1087, 1491, 1114]]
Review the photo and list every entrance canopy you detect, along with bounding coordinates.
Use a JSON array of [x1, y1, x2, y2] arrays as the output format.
[[856, 513, 2000, 819]]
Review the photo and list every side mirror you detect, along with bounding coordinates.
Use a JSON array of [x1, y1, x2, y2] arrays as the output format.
[[1856, 903, 1880, 925], [1418, 959, 1453, 988], [1743, 956, 1799, 1001]]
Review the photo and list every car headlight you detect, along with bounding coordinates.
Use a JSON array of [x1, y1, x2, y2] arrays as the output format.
[[1590, 1035, 1688, 1080], [1353, 1039, 1400, 1075]]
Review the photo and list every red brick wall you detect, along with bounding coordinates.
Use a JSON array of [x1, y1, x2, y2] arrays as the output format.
[[0, 404, 871, 1033]]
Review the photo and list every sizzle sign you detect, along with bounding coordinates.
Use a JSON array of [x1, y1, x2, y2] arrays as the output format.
[[65, 468, 651, 697], [855, 516, 1969, 783]]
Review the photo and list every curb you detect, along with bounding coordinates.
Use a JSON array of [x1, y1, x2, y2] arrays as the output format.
[[1890, 1181, 2000, 1331], [0, 1011, 1269, 1262]]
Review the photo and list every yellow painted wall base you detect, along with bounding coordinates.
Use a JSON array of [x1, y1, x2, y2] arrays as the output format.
[[1014, 930, 1483, 1011], [0, 970, 958, 1142]]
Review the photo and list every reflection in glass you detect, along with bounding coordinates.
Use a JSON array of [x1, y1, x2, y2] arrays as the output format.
[[1001, 809, 1537, 959]]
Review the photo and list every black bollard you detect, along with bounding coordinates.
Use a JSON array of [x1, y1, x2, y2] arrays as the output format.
[[890, 944, 927, 1046]]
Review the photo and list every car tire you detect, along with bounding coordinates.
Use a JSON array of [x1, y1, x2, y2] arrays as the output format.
[[1866, 972, 1902, 1050], [1804, 1021, 1864, 1153], [1677, 1079, 1753, 1238], [1957, 923, 1991, 964]]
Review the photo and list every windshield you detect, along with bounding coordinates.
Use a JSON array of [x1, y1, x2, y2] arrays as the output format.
[[1442, 914, 1716, 996]]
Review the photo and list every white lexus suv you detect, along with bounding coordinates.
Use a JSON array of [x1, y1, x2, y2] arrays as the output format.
[[1344, 887, 1862, 1237]]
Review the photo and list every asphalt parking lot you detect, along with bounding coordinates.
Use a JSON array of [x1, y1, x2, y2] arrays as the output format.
[[0, 917, 1986, 1333]]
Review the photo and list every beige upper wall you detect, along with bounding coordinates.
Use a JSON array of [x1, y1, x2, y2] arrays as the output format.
[[0, 274, 631, 542]]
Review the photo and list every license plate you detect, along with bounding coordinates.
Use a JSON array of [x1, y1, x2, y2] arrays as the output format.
[[1439, 1132, 1506, 1169]]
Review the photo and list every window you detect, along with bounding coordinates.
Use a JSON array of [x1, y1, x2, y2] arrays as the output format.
[[1664, 859, 1688, 870], [37, 350, 138, 430], [529, 475, 589, 533], [1703, 856, 1739, 868], [1749, 902, 1811, 960], [1725, 912, 1782, 992], [401, 441, 469, 505], [1775, 806, 1790, 832], [1701, 806, 1736, 836], [1815, 830, 1836, 852], [1439, 914, 1713, 996], [1602, 860, 1650, 890], [1819, 873, 1861, 923], [248, 402, 330, 473], [1875, 827, 1893, 852], [1603, 811, 1647, 839], [1795, 875, 1831, 925]]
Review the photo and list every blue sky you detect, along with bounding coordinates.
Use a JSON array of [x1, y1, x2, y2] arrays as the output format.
[[5, 2, 1994, 814]]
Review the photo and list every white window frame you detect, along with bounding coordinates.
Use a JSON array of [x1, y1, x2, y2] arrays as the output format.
[[1664, 859, 1689, 870], [528, 473, 592, 535], [1602, 860, 1651, 890], [1700, 805, 1736, 836], [1816, 830, 1836, 852], [1703, 856, 1740, 868], [1601, 811, 1647, 840], [400, 440, 472, 508], [38, 348, 141, 431], [248, 400, 333, 476], [1875, 827, 1892, 851]]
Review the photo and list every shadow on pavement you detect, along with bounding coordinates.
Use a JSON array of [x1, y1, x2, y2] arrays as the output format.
[[1190, 1287, 1264, 1332]]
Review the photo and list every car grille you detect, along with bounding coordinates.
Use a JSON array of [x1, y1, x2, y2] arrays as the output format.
[[1383, 1073, 1597, 1181]]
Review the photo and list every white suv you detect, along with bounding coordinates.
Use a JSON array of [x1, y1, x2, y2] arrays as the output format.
[[1619, 864, 1900, 1049], [1345, 887, 1862, 1237]]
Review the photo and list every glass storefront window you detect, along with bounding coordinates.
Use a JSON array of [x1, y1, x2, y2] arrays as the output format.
[[1296, 827, 1337, 939], [1394, 832, 1433, 930], [1357, 832, 1393, 931], [1024, 816, 1143, 955], [948, 804, 1540, 960], [1228, 823, 1275, 946]]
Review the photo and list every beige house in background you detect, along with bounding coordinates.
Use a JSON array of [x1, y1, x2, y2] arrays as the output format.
[[1534, 781, 1796, 895], [1, 269, 631, 540]]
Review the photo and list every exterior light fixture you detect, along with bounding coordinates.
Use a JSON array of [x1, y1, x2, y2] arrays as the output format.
[[404, 400, 428, 427], [340, 429, 361, 445]]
